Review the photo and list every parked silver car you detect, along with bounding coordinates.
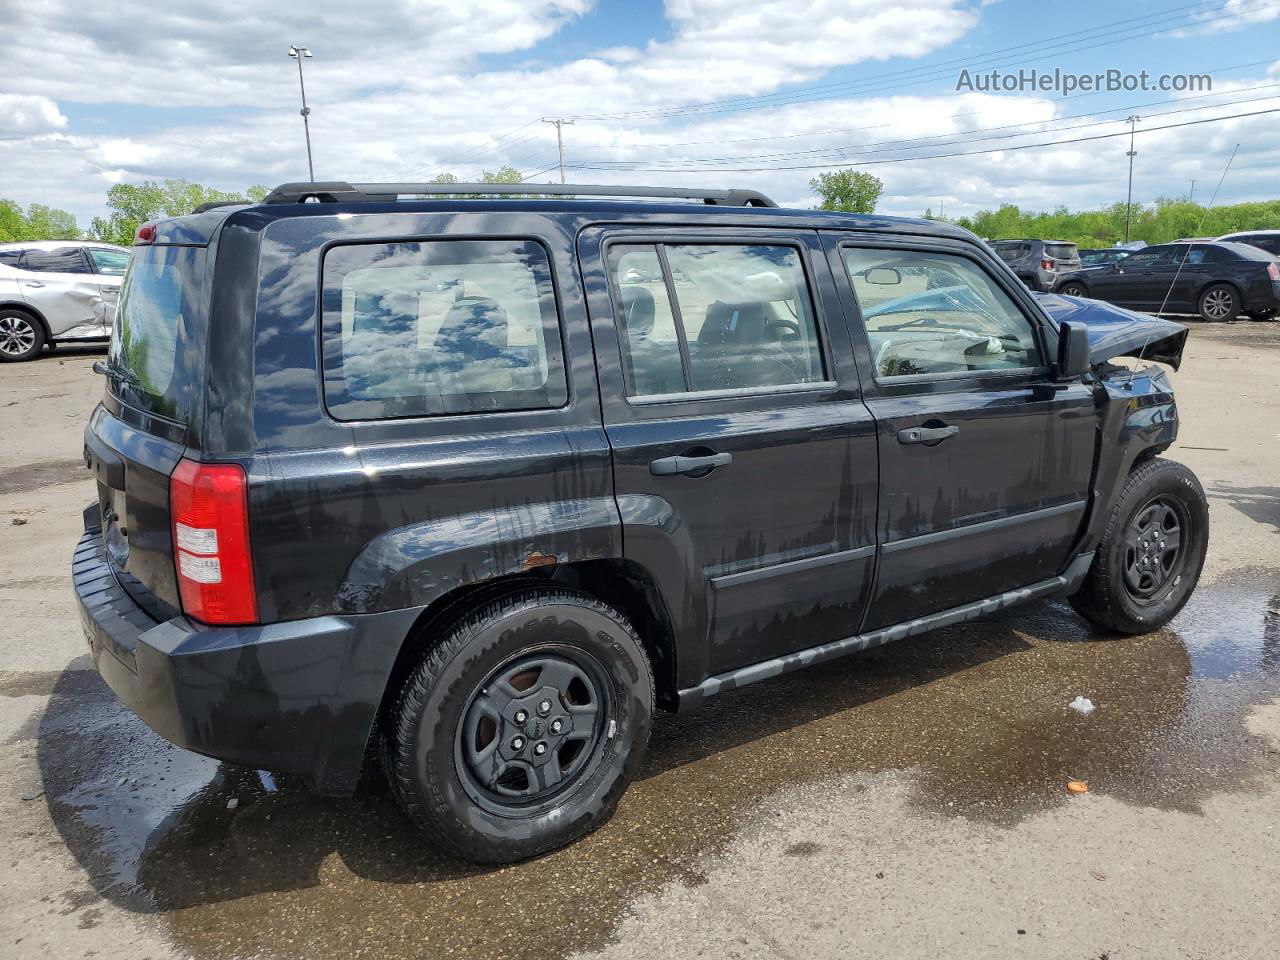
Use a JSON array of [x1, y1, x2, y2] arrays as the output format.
[[0, 240, 131, 361]]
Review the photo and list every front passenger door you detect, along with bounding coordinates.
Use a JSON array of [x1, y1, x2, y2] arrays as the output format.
[[830, 238, 1095, 630]]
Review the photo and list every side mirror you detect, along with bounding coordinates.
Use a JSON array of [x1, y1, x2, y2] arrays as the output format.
[[1056, 320, 1090, 380]]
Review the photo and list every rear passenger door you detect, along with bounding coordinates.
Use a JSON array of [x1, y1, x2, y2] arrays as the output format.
[[827, 235, 1095, 630], [580, 227, 879, 683]]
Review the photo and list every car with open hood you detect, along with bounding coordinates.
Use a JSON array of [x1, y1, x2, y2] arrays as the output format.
[[75, 181, 1207, 864]]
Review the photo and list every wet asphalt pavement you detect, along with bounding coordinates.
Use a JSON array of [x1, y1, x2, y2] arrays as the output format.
[[3, 327, 1280, 959]]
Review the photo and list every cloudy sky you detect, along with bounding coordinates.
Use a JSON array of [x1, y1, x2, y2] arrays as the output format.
[[2, 0, 1279, 228]]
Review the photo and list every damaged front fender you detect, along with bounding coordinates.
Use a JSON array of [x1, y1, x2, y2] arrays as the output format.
[[1037, 293, 1189, 369]]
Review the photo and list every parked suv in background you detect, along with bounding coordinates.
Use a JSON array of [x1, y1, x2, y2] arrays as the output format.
[[1054, 241, 1280, 321], [76, 182, 1206, 864], [0, 240, 130, 361], [989, 238, 1082, 292]]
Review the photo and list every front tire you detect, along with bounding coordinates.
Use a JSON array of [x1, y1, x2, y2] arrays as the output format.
[[1198, 283, 1239, 322], [0, 309, 45, 362], [387, 587, 654, 864], [1070, 458, 1208, 634], [1058, 281, 1089, 297]]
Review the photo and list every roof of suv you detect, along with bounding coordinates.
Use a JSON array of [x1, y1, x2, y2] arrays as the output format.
[[144, 180, 975, 245]]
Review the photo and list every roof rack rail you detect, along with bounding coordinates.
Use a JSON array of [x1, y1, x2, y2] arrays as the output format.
[[191, 200, 252, 214], [261, 181, 777, 207]]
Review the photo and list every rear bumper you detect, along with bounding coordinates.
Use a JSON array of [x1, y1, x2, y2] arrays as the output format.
[[73, 508, 418, 794]]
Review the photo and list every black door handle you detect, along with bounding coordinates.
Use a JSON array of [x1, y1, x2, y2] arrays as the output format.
[[897, 425, 959, 445], [649, 452, 733, 476]]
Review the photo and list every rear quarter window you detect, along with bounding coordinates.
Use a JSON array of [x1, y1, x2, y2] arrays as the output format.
[[991, 242, 1029, 263], [320, 239, 568, 421]]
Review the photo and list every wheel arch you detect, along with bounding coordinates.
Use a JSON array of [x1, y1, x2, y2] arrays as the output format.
[[0, 301, 50, 339], [373, 558, 681, 742]]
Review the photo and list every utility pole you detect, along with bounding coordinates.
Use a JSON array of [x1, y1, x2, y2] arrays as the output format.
[[288, 45, 315, 182], [1124, 115, 1140, 244], [541, 118, 575, 184], [1189, 179, 1197, 204]]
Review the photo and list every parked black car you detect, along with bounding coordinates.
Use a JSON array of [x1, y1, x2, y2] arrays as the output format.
[[988, 238, 1082, 292], [1054, 241, 1280, 321], [76, 182, 1206, 864]]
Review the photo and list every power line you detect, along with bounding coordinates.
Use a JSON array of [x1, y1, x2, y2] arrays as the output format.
[[577, 88, 1280, 169], [568, 106, 1280, 173]]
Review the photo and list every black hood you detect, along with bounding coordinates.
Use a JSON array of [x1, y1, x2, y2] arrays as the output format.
[[1036, 293, 1189, 370]]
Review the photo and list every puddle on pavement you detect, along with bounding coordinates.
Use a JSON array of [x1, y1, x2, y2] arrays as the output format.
[[33, 568, 1280, 960]]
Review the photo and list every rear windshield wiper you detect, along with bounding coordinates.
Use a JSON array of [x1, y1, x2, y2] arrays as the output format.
[[92, 359, 140, 387]]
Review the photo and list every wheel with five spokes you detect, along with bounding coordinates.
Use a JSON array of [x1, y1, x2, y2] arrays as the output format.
[[387, 586, 653, 864], [1070, 457, 1208, 634]]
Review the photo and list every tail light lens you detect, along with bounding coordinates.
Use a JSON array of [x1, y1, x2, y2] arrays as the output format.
[[134, 223, 156, 245], [1041, 259, 1055, 271], [170, 459, 258, 624], [1268, 262, 1279, 283]]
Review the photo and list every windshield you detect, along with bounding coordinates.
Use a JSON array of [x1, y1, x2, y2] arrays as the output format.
[[109, 245, 207, 422]]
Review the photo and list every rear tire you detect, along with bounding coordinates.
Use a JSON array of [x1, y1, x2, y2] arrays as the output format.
[[0, 309, 45, 362], [1070, 457, 1208, 634], [1197, 283, 1239, 322], [386, 586, 654, 864]]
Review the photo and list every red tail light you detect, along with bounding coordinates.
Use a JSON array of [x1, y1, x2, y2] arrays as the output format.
[[170, 459, 258, 625], [135, 223, 156, 245], [1268, 262, 1279, 283], [1041, 259, 1055, 271]]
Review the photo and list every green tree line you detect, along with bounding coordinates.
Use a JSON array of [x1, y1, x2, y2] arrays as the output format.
[[954, 197, 1280, 248], [4, 170, 1277, 250]]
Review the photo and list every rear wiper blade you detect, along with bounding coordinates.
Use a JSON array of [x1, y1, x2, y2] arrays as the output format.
[[92, 359, 140, 386]]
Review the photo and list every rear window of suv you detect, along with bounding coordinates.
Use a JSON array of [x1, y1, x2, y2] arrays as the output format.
[[320, 239, 568, 420], [1044, 243, 1079, 261], [109, 245, 207, 422]]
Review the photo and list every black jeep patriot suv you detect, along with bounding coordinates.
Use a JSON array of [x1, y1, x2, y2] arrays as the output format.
[[76, 181, 1207, 864]]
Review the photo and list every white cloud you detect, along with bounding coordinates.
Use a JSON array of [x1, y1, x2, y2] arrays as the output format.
[[1, 1, 1276, 231], [0, 95, 69, 135]]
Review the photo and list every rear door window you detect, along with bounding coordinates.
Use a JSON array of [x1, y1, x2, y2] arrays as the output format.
[[320, 239, 567, 420], [21, 247, 91, 273], [607, 242, 825, 397], [991, 242, 1030, 263]]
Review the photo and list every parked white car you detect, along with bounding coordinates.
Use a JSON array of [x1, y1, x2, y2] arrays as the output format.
[[0, 240, 131, 362]]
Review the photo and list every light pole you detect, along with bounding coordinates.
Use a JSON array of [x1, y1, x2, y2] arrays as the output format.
[[1123, 115, 1140, 244], [288, 45, 315, 182]]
